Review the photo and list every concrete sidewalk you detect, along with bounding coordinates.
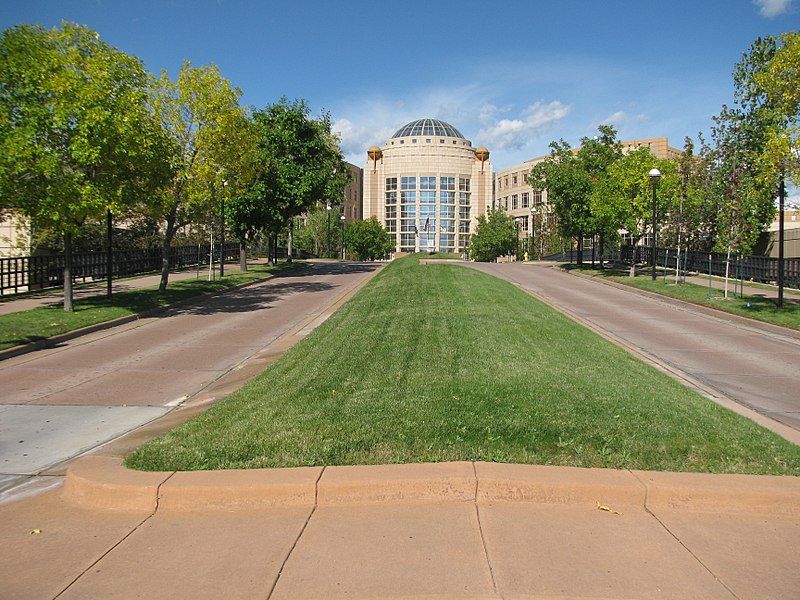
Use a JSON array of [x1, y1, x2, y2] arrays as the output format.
[[1, 457, 798, 599]]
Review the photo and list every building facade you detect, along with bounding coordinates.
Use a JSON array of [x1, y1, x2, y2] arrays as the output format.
[[343, 162, 363, 221], [363, 119, 492, 254]]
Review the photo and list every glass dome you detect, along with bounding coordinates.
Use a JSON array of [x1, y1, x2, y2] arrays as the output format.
[[391, 119, 465, 139]]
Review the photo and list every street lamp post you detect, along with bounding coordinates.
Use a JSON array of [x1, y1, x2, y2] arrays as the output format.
[[326, 202, 332, 258], [649, 168, 661, 280], [514, 217, 521, 261], [340, 213, 346, 260], [530, 206, 537, 260]]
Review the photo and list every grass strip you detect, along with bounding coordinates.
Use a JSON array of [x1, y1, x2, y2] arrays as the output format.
[[562, 265, 800, 331], [127, 256, 800, 475], [0, 261, 300, 350]]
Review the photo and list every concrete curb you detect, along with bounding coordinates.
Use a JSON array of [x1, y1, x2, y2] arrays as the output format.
[[0, 263, 309, 362], [559, 266, 800, 344], [61, 456, 800, 514]]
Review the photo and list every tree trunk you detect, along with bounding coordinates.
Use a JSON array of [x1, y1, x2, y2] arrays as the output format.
[[63, 230, 74, 312], [724, 245, 732, 299], [158, 206, 178, 293], [599, 234, 605, 270], [591, 234, 596, 267], [239, 239, 247, 272], [577, 233, 584, 266], [287, 220, 293, 263]]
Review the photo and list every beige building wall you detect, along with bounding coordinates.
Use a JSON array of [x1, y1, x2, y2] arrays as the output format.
[[343, 162, 363, 221], [0, 211, 30, 258], [363, 119, 492, 253]]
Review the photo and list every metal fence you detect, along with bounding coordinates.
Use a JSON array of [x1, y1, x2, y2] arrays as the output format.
[[0, 243, 239, 296], [620, 245, 800, 289]]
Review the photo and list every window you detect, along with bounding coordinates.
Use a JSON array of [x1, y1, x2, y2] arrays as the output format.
[[400, 233, 415, 251], [420, 190, 435, 204], [532, 190, 542, 204], [385, 205, 397, 220], [440, 176, 455, 191], [412, 139, 417, 143], [401, 200, 416, 218], [521, 192, 529, 208], [439, 219, 455, 233], [504, 198, 508, 210], [439, 234, 455, 249], [440, 139, 445, 144], [513, 174, 518, 185], [459, 220, 470, 233], [420, 176, 436, 190], [459, 206, 471, 219], [425, 139, 431, 144], [512, 194, 518, 210], [459, 178, 470, 192], [522, 215, 529, 231], [386, 177, 397, 191], [440, 191, 455, 205], [440, 205, 455, 218], [385, 219, 396, 232], [401, 219, 416, 232], [401, 177, 416, 190]]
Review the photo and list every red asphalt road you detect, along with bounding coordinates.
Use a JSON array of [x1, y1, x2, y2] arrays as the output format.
[[461, 261, 800, 433], [0, 262, 380, 408]]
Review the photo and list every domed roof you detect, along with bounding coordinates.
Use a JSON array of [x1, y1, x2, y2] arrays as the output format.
[[391, 118, 465, 139]]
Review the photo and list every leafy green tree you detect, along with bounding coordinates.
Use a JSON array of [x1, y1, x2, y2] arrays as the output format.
[[295, 204, 343, 258], [0, 22, 169, 310], [528, 126, 621, 265], [147, 61, 255, 291], [590, 148, 679, 276], [469, 208, 516, 262], [245, 98, 349, 262], [344, 216, 393, 261]]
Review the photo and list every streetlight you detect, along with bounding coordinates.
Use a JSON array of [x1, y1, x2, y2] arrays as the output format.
[[340, 213, 346, 260], [514, 217, 521, 261], [326, 202, 332, 258], [649, 168, 661, 280], [530, 206, 537, 259]]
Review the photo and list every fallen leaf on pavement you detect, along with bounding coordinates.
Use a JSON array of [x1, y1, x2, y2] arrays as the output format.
[[596, 500, 621, 515]]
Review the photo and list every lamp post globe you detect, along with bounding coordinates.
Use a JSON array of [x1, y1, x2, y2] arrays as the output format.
[[648, 168, 661, 280]]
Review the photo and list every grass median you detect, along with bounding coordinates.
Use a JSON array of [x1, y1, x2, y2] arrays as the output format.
[[127, 255, 800, 475], [0, 261, 300, 351], [562, 265, 800, 331]]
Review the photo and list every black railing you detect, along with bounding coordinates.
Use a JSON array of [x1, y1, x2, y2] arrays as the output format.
[[0, 243, 239, 296], [620, 245, 800, 289]]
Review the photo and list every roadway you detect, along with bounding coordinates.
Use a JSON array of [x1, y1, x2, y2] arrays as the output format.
[[0, 262, 381, 496], [460, 261, 800, 437]]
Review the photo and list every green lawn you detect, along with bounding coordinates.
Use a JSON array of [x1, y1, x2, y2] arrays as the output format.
[[126, 256, 800, 475], [421, 252, 464, 260], [562, 265, 800, 331], [0, 261, 300, 351]]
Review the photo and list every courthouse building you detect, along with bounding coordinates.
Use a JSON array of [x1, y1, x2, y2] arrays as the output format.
[[362, 119, 493, 254]]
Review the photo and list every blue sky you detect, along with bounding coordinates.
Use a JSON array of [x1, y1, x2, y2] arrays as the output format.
[[0, 0, 798, 171]]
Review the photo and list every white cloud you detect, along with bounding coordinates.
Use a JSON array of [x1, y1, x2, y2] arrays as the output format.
[[332, 117, 393, 162], [753, 0, 792, 17], [594, 110, 648, 128], [477, 101, 570, 150]]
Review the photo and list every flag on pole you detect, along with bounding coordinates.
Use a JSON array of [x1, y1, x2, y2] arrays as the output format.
[[424, 217, 430, 232]]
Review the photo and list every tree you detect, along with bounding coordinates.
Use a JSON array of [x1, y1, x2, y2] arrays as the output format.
[[469, 208, 516, 262], [296, 204, 343, 257], [528, 127, 622, 265], [0, 22, 169, 310], [147, 61, 255, 292], [344, 216, 393, 261], [245, 98, 349, 262], [590, 148, 679, 276]]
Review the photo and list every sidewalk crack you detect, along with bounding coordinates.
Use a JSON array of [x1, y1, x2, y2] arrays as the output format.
[[629, 471, 740, 600], [472, 462, 503, 599], [265, 465, 325, 600], [52, 470, 176, 600]]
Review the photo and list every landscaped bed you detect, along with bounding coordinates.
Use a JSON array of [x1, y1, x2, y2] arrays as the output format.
[[0, 261, 299, 351], [127, 255, 800, 475], [562, 265, 800, 331]]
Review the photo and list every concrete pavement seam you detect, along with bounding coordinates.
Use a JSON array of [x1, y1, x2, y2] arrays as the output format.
[[629, 470, 741, 600], [265, 465, 325, 600], [472, 462, 502, 599], [508, 281, 800, 445], [52, 470, 177, 600]]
